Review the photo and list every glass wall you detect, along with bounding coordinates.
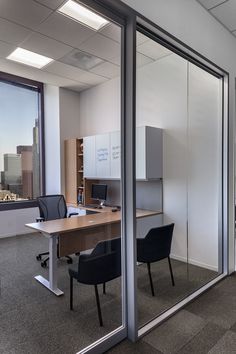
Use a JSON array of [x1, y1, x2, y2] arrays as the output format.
[[135, 30, 223, 328], [0, 2, 125, 353]]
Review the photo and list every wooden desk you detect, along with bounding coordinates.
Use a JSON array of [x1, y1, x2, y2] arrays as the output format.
[[26, 208, 161, 296]]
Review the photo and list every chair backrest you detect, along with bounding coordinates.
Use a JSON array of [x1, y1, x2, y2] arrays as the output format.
[[77, 237, 121, 285], [137, 223, 174, 263], [37, 195, 67, 221]]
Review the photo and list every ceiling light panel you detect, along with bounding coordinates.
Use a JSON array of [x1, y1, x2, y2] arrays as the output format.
[[7, 48, 53, 69], [58, 0, 109, 31]]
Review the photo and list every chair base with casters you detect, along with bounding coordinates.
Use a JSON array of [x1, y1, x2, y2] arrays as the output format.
[[36, 253, 73, 268], [137, 223, 175, 296], [68, 238, 121, 327]]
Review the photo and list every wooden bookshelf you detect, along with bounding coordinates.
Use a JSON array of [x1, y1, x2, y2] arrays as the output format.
[[65, 138, 84, 205]]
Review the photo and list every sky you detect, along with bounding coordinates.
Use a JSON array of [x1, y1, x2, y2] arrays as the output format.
[[0, 81, 38, 174]]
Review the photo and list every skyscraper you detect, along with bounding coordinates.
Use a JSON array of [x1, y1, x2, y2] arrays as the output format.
[[17, 145, 33, 199], [1, 153, 22, 196]]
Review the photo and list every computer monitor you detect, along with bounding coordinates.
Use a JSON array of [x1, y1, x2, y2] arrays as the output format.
[[91, 184, 107, 207]]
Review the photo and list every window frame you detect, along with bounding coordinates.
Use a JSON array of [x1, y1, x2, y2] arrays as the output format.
[[0, 71, 45, 211]]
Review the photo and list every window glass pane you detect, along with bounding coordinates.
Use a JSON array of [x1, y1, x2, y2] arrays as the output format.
[[0, 81, 40, 201]]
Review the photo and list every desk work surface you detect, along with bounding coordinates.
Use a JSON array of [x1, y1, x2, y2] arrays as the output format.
[[25, 208, 162, 235]]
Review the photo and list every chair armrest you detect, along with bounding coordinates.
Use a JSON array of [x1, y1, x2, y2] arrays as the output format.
[[68, 212, 79, 218], [36, 216, 45, 222]]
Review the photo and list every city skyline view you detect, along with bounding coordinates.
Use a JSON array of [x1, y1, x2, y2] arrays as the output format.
[[0, 80, 39, 178]]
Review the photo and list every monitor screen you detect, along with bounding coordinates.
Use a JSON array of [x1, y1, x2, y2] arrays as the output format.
[[91, 184, 107, 201]]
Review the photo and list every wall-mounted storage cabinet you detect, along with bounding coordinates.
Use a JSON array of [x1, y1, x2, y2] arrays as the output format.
[[83, 126, 162, 180], [65, 127, 162, 204]]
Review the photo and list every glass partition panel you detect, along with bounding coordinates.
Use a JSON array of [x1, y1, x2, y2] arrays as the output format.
[[0, 3, 124, 353], [136, 30, 223, 328]]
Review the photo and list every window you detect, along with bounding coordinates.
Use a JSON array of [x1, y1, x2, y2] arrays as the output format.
[[0, 72, 44, 209]]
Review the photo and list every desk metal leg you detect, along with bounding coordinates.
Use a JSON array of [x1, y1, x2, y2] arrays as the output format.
[[35, 234, 64, 296]]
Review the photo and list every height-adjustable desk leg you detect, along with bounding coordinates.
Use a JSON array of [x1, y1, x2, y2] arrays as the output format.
[[35, 233, 64, 296]]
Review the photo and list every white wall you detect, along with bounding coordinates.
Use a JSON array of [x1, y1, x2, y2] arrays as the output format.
[[122, 0, 235, 272], [136, 54, 189, 264], [0, 208, 39, 238], [79, 77, 120, 137], [59, 88, 80, 195], [44, 84, 61, 194]]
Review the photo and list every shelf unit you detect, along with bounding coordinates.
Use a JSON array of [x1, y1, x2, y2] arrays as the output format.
[[65, 138, 84, 205]]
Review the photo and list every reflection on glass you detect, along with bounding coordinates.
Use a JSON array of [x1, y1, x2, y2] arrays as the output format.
[[136, 30, 222, 327]]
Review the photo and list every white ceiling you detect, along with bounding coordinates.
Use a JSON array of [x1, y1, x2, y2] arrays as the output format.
[[198, 0, 236, 36], [0, 0, 172, 93]]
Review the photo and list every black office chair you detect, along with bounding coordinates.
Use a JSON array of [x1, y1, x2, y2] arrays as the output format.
[[69, 237, 121, 327], [36, 194, 78, 267], [137, 223, 175, 296]]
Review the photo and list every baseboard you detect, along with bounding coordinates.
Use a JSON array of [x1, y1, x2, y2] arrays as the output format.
[[170, 253, 218, 272]]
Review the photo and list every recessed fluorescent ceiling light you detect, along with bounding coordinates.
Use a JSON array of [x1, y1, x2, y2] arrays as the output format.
[[7, 48, 53, 69], [58, 0, 109, 31]]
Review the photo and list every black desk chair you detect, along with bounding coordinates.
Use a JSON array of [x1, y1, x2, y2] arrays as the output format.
[[69, 237, 121, 327], [36, 194, 78, 267], [137, 223, 175, 296]]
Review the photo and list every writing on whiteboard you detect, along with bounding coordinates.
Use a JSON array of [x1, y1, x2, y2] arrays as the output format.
[[112, 145, 120, 160], [97, 148, 109, 162]]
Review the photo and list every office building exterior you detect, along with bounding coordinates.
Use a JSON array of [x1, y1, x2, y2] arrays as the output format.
[[1, 153, 22, 196]]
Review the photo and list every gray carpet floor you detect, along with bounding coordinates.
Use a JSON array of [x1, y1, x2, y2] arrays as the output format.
[[108, 274, 236, 354], [0, 233, 217, 354]]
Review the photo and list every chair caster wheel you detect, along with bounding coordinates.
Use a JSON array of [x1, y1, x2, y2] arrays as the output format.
[[67, 259, 73, 264], [36, 255, 41, 261], [41, 261, 47, 268]]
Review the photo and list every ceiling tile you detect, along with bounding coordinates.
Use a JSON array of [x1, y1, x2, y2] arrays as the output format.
[[99, 23, 121, 43], [137, 40, 171, 60], [79, 33, 120, 61], [59, 49, 104, 71], [0, 57, 85, 90], [37, 12, 95, 48], [137, 32, 149, 46], [0, 0, 52, 29], [137, 52, 154, 68], [21, 32, 73, 60], [90, 61, 120, 78], [211, 0, 236, 31], [45, 61, 108, 85], [198, 0, 228, 10], [33, 0, 65, 10], [0, 18, 31, 46], [109, 56, 121, 65], [0, 41, 16, 58]]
